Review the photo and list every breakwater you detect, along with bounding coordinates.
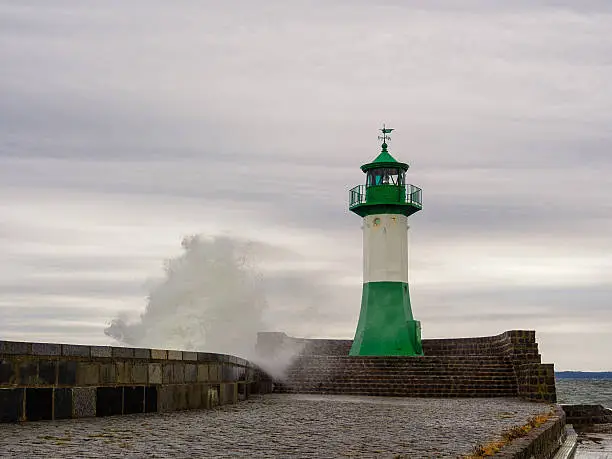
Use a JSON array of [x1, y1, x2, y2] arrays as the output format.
[[0, 340, 271, 422], [258, 330, 557, 402]]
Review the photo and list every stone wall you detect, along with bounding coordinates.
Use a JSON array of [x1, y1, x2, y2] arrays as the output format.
[[257, 330, 557, 402], [561, 404, 612, 425], [0, 340, 271, 423], [496, 406, 566, 459]]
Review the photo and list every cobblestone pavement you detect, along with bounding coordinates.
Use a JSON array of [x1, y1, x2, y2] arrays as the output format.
[[575, 424, 612, 458], [0, 394, 553, 458]]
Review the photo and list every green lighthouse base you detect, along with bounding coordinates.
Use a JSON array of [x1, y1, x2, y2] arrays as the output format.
[[349, 281, 423, 356]]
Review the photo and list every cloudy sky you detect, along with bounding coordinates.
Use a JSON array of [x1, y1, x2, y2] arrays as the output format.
[[1, 1, 610, 370]]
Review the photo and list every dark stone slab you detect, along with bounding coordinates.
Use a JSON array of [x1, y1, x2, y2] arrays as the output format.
[[173, 385, 187, 410], [167, 350, 182, 361], [99, 363, 116, 384], [172, 363, 185, 384], [186, 384, 201, 409], [221, 364, 233, 382], [38, 360, 57, 385], [123, 386, 144, 414], [115, 362, 128, 383], [0, 388, 24, 422], [145, 386, 157, 413], [96, 387, 122, 417], [207, 385, 219, 408], [58, 361, 77, 385], [18, 362, 38, 385], [131, 364, 147, 384], [185, 364, 197, 383], [54, 388, 72, 420], [73, 387, 96, 418], [158, 386, 172, 412], [0, 360, 15, 385], [112, 347, 134, 359], [0, 341, 29, 355], [162, 363, 172, 384], [76, 363, 99, 385], [26, 388, 53, 421], [31, 343, 61, 356], [62, 344, 90, 357], [133, 348, 151, 359], [238, 382, 247, 401], [90, 346, 112, 358]]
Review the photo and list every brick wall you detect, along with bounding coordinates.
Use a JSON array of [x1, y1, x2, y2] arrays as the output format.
[[257, 330, 557, 402], [0, 340, 271, 423], [561, 404, 612, 425]]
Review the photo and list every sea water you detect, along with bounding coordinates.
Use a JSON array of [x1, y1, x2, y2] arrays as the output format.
[[556, 378, 612, 407]]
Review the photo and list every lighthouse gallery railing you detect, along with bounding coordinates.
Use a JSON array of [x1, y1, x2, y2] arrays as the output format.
[[348, 184, 423, 209]]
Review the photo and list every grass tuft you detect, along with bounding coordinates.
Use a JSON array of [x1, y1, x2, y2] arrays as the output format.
[[464, 412, 554, 457]]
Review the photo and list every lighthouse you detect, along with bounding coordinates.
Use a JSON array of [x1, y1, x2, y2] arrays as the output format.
[[348, 126, 423, 356]]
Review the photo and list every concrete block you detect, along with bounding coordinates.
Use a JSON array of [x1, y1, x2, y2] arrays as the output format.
[[62, 344, 90, 357], [0, 360, 16, 385], [112, 347, 134, 359], [38, 360, 57, 385], [0, 388, 24, 421], [58, 361, 77, 385], [26, 388, 53, 421], [95, 387, 121, 417], [148, 364, 162, 384], [145, 386, 157, 413], [185, 364, 197, 383], [220, 383, 237, 405], [186, 384, 201, 409], [197, 364, 209, 382], [172, 363, 185, 383], [91, 346, 112, 358], [131, 363, 148, 384], [158, 386, 173, 412], [124, 386, 144, 414], [76, 363, 100, 386], [173, 385, 187, 411], [0, 341, 30, 355], [209, 364, 220, 382], [207, 385, 219, 409], [115, 362, 131, 384], [162, 363, 172, 384], [72, 387, 96, 418], [134, 348, 151, 359], [238, 382, 247, 401], [99, 363, 116, 384], [167, 350, 182, 361], [18, 362, 37, 385], [182, 352, 197, 361], [31, 343, 61, 356], [151, 349, 167, 360], [53, 388, 72, 420]]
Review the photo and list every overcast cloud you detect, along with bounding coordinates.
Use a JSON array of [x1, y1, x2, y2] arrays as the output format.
[[1, 0, 610, 370]]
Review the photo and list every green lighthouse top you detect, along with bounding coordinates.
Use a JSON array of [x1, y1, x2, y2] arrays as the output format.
[[348, 126, 422, 218], [360, 126, 409, 172]]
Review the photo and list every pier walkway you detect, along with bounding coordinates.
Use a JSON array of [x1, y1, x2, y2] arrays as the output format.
[[0, 394, 552, 458]]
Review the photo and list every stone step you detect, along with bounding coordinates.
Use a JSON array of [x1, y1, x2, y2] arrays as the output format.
[[284, 376, 516, 384], [288, 363, 514, 369], [274, 388, 518, 397], [285, 367, 515, 373], [278, 381, 517, 388]]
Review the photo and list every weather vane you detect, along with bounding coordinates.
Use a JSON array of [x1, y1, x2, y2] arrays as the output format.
[[378, 124, 394, 144]]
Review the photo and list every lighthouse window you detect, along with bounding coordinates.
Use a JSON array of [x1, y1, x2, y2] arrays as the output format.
[[367, 168, 403, 186]]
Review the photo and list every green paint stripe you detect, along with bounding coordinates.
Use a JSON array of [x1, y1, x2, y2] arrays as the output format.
[[350, 281, 422, 356]]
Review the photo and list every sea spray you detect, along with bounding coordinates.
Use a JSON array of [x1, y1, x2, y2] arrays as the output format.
[[105, 235, 301, 378]]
